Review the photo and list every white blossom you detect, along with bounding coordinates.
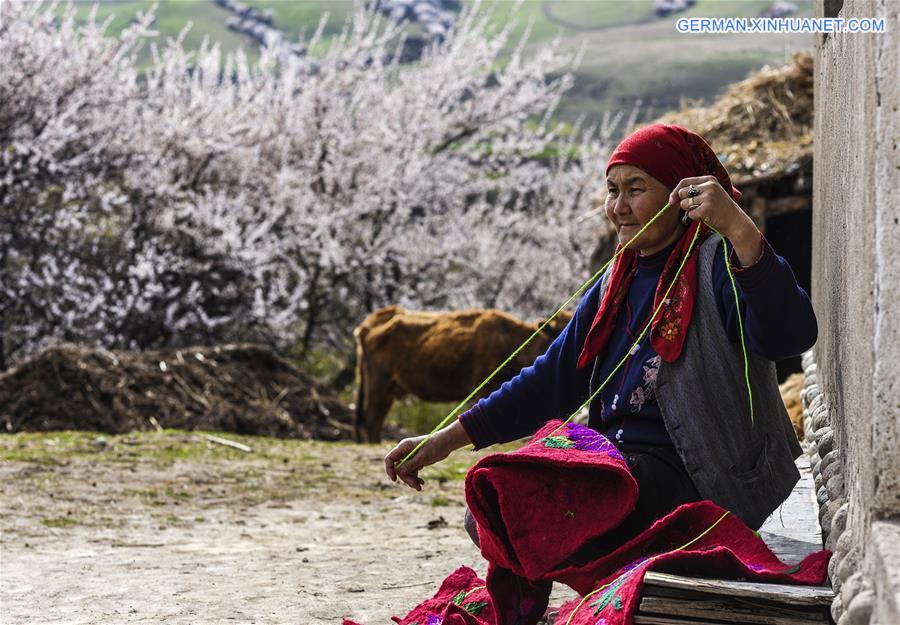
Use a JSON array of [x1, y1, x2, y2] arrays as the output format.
[[0, 0, 623, 368]]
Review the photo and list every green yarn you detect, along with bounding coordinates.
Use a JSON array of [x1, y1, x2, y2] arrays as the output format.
[[396, 201, 675, 469], [463, 601, 489, 615], [568, 512, 732, 625], [540, 436, 575, 448], [559, 221, 703, 431], [556, 223, 756, 433], [709, 224, 755, 425], [590, 591, 614, 615], [451, 590, 466, 605], [395, 202, 757, 471], [591, 576, 627, 615]]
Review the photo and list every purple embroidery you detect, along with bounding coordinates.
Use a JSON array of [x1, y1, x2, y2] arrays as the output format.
[[425, 614, 443, 625], [746, 563, 766, 572], [621, 556, 649, 573], [564, 423, 625, 461]]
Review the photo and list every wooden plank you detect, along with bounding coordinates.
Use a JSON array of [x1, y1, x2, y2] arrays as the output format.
[[642, 583, 830, 609], [635, 456, 832, 620], [642, 572, 833, 607], [634, 615, 739, 625], [638, 596, 828, 625], [634, 612, 826, 625], [633, 615, 820, 625]]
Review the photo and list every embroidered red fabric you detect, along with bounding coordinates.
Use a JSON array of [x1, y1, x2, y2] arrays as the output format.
[[345, 421, 831, 625], [576, 219, 711, 368]]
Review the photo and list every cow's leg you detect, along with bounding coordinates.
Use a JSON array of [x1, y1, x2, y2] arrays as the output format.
[[354, 332, 393, 443], [364, 381, 396, 443], [353, 340, 368, 443]]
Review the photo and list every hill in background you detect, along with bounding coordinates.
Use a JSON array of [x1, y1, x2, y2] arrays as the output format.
[[64, 0, 813, 136]]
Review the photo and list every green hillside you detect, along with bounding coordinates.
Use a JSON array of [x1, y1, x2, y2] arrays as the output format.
[[60, 0, 814, 132]]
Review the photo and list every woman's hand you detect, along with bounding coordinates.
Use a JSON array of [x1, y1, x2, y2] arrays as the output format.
[[669, 176, 763, 266], [384, 421, 471, 491]]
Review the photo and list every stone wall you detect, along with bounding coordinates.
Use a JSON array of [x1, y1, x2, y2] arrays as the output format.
[[811, 0, 899, 623]]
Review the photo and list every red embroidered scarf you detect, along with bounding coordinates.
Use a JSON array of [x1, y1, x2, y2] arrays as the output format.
[[576, 220, 710, 367]]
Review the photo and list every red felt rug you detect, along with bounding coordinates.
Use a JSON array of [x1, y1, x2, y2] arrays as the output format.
[[344, 420, 831, 625], [466, 420, 638, 580]]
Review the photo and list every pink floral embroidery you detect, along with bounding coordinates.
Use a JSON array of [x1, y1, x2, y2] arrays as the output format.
[[630, 355, 660, 412], [643, 355, 660, 385], [630, 387, 647, 411]]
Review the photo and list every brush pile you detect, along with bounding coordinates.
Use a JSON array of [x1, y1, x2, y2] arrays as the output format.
[[656, 52, 814, 184], [1, 343, 355, 440]]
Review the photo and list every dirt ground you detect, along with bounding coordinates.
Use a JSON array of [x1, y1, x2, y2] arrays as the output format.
[[0, 430, 572, 624]]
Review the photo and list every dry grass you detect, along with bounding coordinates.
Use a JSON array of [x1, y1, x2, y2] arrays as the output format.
[[653, 52, 814, 185]]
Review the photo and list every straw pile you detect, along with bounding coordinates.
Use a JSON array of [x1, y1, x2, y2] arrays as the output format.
[[654, 52, 814, 185], [0, 343, 358, 440]]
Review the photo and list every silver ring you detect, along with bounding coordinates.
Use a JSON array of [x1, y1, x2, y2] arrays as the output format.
[[687, 185, 700, 198]]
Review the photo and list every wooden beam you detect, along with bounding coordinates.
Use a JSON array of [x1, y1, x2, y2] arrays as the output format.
[[731, 155, 813, 189], [634, 616, 734, 625], [635, 457, 831, 622], [641, 572, 834, 607], [766, 194, 812, 216], [634, 614, 824, 625], [638, 596, 829, 624]]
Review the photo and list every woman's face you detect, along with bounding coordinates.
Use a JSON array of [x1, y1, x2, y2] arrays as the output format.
[[605, 164, 683, 255]]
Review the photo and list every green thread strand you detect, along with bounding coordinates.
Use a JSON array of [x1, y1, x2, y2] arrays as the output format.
[[395, 201, 675, 468], [395, 207, 756, 470], [463, 601, 489, 615], [554, 223, 755, 435], [554, 221, 703, 433], [708, 225, 754, 425], [564, 511, 731, 625]]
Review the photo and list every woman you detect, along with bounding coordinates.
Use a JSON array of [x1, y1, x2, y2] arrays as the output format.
[[383, 124, 816, 559]]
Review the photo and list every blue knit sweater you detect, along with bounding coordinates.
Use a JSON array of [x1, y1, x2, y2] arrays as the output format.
[[459, 237, 817, 449]]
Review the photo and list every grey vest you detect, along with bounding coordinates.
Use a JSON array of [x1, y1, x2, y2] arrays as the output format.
[[588, 235, 802, 530]]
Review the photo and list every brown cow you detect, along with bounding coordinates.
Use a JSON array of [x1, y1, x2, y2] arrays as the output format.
[[353, 306, 573, 442]]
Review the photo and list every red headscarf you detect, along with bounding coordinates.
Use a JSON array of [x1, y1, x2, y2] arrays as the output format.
[[575, 124, 741, 368]]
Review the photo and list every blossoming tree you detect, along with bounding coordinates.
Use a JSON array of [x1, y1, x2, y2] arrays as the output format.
[[0, 1, 627, 369]]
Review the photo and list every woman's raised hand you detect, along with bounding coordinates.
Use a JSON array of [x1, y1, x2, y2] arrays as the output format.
[[669, 176, 763, 266]]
